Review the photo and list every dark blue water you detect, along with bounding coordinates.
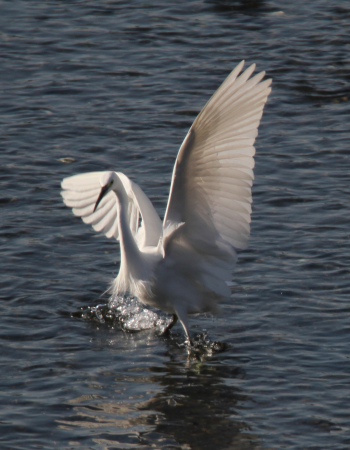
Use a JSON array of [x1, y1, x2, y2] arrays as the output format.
[[2, 1, 350, 448]]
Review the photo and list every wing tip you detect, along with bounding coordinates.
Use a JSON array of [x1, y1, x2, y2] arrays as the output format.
[[61, 178, 69, 190]]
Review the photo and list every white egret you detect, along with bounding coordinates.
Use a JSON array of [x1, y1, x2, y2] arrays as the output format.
[[61, 61, 271, 343]]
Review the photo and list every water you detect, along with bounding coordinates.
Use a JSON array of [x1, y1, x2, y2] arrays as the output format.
[[2, 0, 350, 448]]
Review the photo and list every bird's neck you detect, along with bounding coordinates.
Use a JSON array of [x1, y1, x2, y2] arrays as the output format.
[[115, 186, 146, 285]]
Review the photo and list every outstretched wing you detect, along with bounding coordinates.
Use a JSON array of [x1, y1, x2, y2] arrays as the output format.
[[61, 171, 162, 249], [162, 62, 271, 296]]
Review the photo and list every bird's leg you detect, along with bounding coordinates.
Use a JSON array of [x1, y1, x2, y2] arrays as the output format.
[[176, 310, 192, 347], [184, 330, 193, 348], [168, 314, 178, 330], [162, 312, 193, 346], [184, 328, 193, 347], [162, 314, 178, 335]]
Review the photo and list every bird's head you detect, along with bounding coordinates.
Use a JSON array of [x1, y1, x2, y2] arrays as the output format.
[[94, 171, 115, 212]]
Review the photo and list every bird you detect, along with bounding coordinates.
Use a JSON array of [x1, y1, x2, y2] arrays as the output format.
[[61, 61, 271, 344]]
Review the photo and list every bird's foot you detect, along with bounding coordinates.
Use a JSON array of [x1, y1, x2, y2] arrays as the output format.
[[160, 314, 178, 336], [188, 332, 227, 356]]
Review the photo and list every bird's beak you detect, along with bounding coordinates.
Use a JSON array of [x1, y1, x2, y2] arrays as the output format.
[[94, 185, 110, 212]]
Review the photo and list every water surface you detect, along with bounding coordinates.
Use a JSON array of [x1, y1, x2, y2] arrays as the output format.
[[1, 1, 350, 449]]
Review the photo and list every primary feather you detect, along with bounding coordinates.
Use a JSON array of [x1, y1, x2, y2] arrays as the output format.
[[61, 61, 272, 341]]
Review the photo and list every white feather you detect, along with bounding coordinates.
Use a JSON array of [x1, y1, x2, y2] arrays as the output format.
[[61, 61, 272, 342]]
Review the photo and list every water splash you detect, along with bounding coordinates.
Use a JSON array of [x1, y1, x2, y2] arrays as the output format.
[[74, 297, 227, 355], [76, 296, 172, 334], [109, 296, 172, 332], [188, 330, 227, 357]]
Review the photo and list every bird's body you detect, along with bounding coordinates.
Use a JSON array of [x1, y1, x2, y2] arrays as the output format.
[[61, 61, 271, 342]]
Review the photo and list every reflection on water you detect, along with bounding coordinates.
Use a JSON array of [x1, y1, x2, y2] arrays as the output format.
[[140, 361, 260, 450], [58, 351, 261, 449]]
